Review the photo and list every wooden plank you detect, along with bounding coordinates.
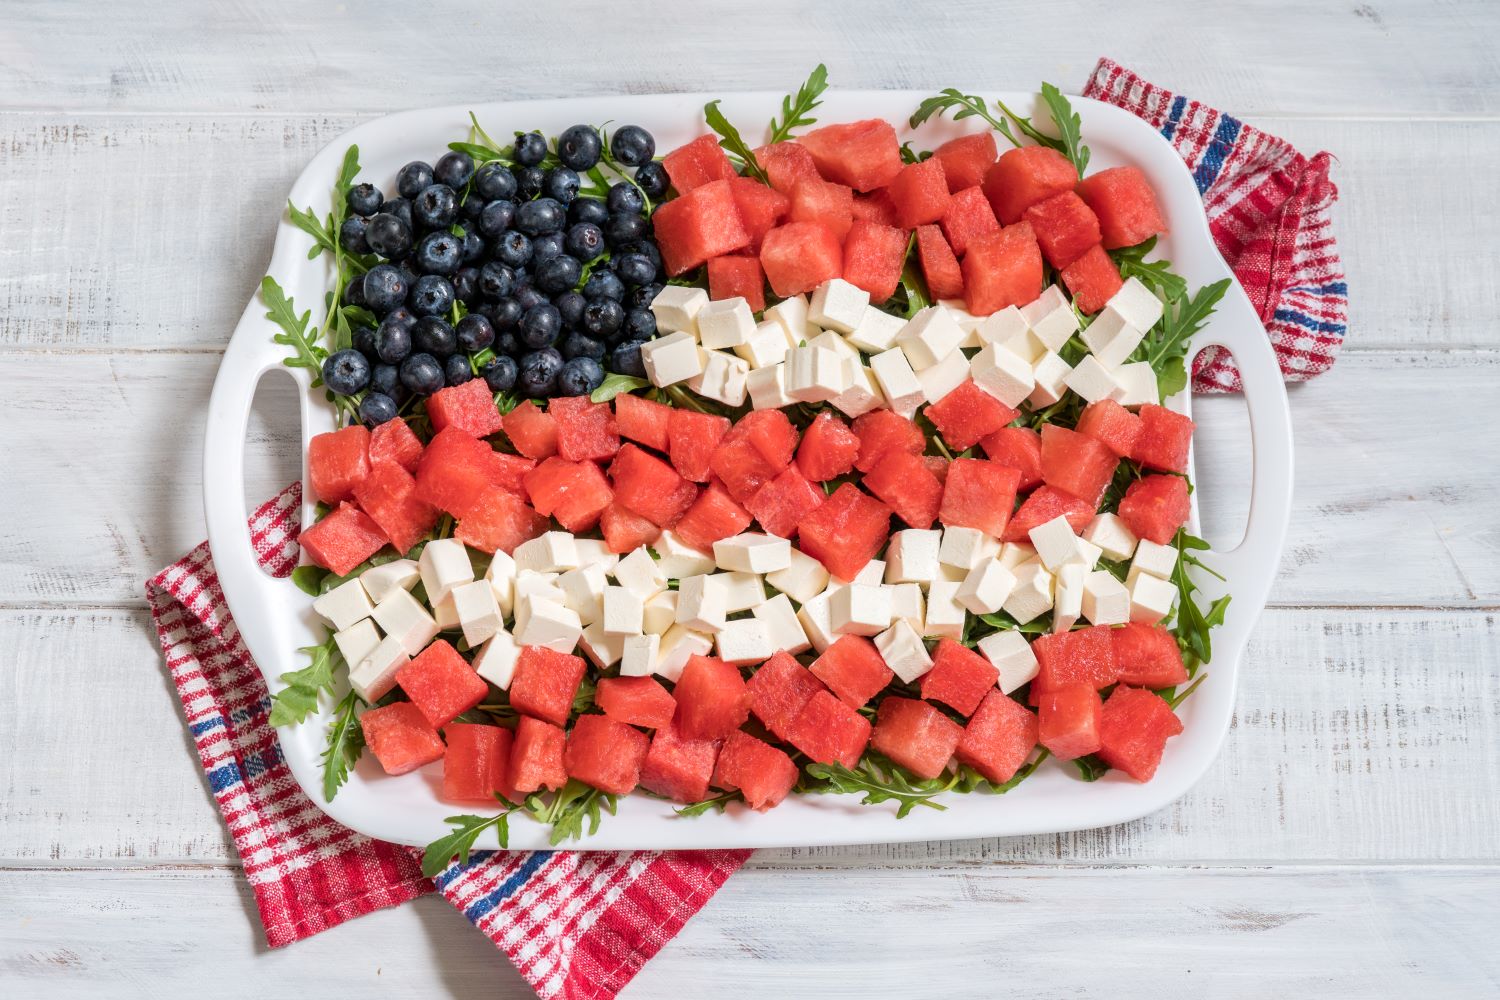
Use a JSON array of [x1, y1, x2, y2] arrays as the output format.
[[1, 112, 1495, 350], [5, 607, 1495, 864], [2, 865, 1497, 998]]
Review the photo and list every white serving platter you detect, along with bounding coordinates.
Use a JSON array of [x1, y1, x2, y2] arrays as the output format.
[[204, 90, 1293, 851]]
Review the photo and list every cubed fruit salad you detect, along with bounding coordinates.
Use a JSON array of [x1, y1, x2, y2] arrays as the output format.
[[271, 68, 1232, 864]]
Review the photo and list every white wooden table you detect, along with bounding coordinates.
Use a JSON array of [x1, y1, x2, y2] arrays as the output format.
[[5, 2, 1499, 996]]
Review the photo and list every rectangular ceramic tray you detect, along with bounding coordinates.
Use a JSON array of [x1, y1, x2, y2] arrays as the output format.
[[204, 90, 1293, 851]]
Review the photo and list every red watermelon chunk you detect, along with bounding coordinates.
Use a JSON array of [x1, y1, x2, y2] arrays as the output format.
[[1112, 623, 1189, 688], [1023, 190, 1101, 269], [933, 132, 998, 193], [925, 378, 1020, 452], [1097, 686, 1184, 781], [416, 427, 513, 518], [360, 701, 444, 776], [712, 731, 798, 811], [455, 485, 547, 554], [300, 502, 388, 576], [796, 119, 903, 192], [352, 460, 439, 555], [609, 443, 699, 528], [746, 651, 826, 741], [1037, 684, 1103, 761], [728, 176, 790, 252], [427, 378, 504, 438], [549, 395, 620, 463], [842, 219, 907, 303], [1003, 485, 1095, 542], [852, 409, 925, 473], [396, 639, 488, 728], [759, 221, 842, 297], [673, 654, 752, 740], [796, 412, 860, 481], [871, 697, 963, 780], [564, 714, 649, 795], [924, 455, 951, 484], [915, 224, 964, 300], [746, 465, 825, 539], [982, 145, 1078, 224], [888, 157, 950, 228], [1118, 474, 1190, 545], [1075, 399, 1144, 458], [789, 176, 855, 242], [863, 451, 943, 530], [509, 645, 587, 727], [613, 393, 672, 453], [510, 715, 568, 793], [600, 501, 661, 553], [523, 456, 613, 533], [1031, 626, 1119, 696], [755, 141, 821, 195], [796, 483, 892, 582], [442, 723, 518, 805], [653, 178, 750, 276], [1061, 243, 1124, 314], [308, 425, 370, 504], [920, 638, 1000, 717], [1040, 424, 1119, 508], [707, 255, 767, 312], [939, 458, 1021, 538], [674, 482, 752, 553], [939, 185, 1001, 257], [639, 722, 721, 803], [711, 411, 795, 504], [1076, 166, 1167, 249], [368, 417, 424, 474], [851, 188, 900, 227], [662, 133, 739, 193], [597, 675, 677, 729], [1132, 404, 1194, 473], [785, 689, 872, 768], [502, 400, 558, 460], [488, 452, 536, 496], [668, 408, 731, 483], [810, 635, 894, 709], [963, 222, 1043, 316], [737, 409, 798, 467], [957, 690, 1039, 785], [980, 426, 1044, 491]]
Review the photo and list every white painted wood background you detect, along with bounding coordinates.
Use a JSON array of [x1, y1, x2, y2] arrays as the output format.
[[4, 1, 1498, 995]]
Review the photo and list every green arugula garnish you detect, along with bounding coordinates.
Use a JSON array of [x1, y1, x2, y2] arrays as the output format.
[[421, 799, 519, 877], [1171, 530, 1232, 670], [524, 779, 618, 845], [321, 688, 365, 801], [1071, 755, 1110, 782], [911, 84, 1090, 177], [674, 791, 738, 817], [909, 89, 1011, 132], [290, 564, 328, 596], [590, 373, 651, 403], [804, 755, 960, 818], [768, 64, 829, 143], [1136, 278, 1232, 398], [596, 125, 655, 213], [267, 634, 343, 727], [1110, 237, 1188, 303], [262, 276, 325, 383], [704, 100, 768, 183], [1166, 672, 1208, 709]]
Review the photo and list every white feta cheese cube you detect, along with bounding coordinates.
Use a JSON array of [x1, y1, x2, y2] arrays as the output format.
[[785, 345, 850, 403], [977, 631, 1038, 695], [359, 559, 420, 605], [1081, 570, 1131, 626], [809, 278, 871, 334], [696, 296, 757, 349], [513, 570, 563, 604], [898, 305, 966, 370], [514, 597, 583, 652], [451, 579, 504, 648], [714, 532, 792, 574], [418, 538, 474, 604], [1073, 536, 1103, 570], [997, 541, 1037, 570], [687, 348, 750, 407], [1026, 352, 1072, 409], [766, 548, 830, 604], [654, 530, 717, 579], [875, 619, 935, 683], [334, 619, 381, 669], [571, 539, 618, 574], [747, 363, 796, 410], [432, 594, 460, 631], [1084, 513, 1139, 563], [809, 330, 861, 364], [1129, 572, 1177, 625], [970, 342, 1035, 408], [831, 582, 892, 636], [513, 531, 578, 574], [620, 633, 659, 677], [578, 621, 625, 669], [852, 559, 886, 585], [1112, 361, 1160, 407], [602, 585, 644, 635], [888, 582, 926, 633], [1021, 285, 1079, 351], [715, 618, 774, 665], [830, 359, 885, 418], [1079, 306, 1135, 357], [1002, 562, 1054, 625], [1052, 563, 1085, 633], [735, 320, 793, 369], [940, 299, 986, 348], [313, 578, 374, 631], [938, 562, 969, 583], [643, 591, 678, 635], [473, 630, 521, 689], [1004, 329, 1047, 364], [796, 591, 838, 653], [1108, 276, 1165, 332], [1029, 515, 1081, 572], [940, 527, 1000, 570], [753, 593, 811, 654], [1132, 538, 1179, 580], [485, 549, 517, 616], [675, 574, 727, 633], [917, 348, 971, 404], [1093, 319, 1146, 370], [347, 635, 408, 703], [957, 560, 1018, 615], [886, 529, 942, 584], [656, 624, 714, 682], [557, 565, 607, 625], [975, 304, 1029, 347], [641, 331, 704, 387], [371, 589, 440, 655], [869, 347, 925, 418], [846, 305, 907, 354], [924, 580, 966, 640], [765, 293, 819, 342], [718, 571, 765, 612], [613, 546, 667, 601], [1064, 354, 1122, 404], [650, 285, 709, 336]]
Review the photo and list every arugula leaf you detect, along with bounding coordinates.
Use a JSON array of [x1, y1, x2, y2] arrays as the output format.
[[333, 145, 361, 217], [1136, 278, 1232, 398], [892, 231, 931, 319], [768, 64, 829, 143], [898, 141, 931, 164], [420, 803, 515, 877], [915, 85, 1090, 178], [595, 125, 654, 213], [1171, 530, 1232, 670], [804, 755, 959, 818], [674, 791, 737, 817], [1166, 672, 1208, 709], [321, 688, 365, 802], [1111, 238, 1189, 304], [909, 89, 1011, 133], [287, 202, 338, 259], [290, 564, 328, 596], [704, 100, 768, 183], [1072, 754, 1110, 781], [262, 276, 325, 379], [591, 373, 650, 403], [524, 779, 617, 845], [267, 634, 343, 727], [1036, 84, 1088, 176]]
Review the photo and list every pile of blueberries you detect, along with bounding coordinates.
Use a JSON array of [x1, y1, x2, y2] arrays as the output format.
[[319, 123, 670, 425]]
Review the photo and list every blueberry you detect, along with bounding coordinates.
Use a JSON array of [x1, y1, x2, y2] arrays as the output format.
[[409, 275, 454, 317], [607, 184, 645, 217], [582, 298, 624, 338], [494, 330, 522, 356], [396, 161, 435, 199], [413, 184, 458, 230], [322, 348, 370, 395], [339, 216, 370, 253], [513, 284, 549, 312], [531, 231, 565, 264], [458, 193, 486, 222], [461, 232, 485, 264], [393, 259, 419, 290], [352, 324, 378, 358], [513, 164, 545, 199], [610, 126, 656, 167], [444, 354, 474, 386], [478, 199, 516, 238], [623, 307, 656, 341], [620, 240, 662, 275], [384, 305, 417, 330], [347, 182, 383, 217], [455, 313, 495, 352], [561, 332, 606, 361], [513, 131, 547, 167], [609, 339, 648, 378], [434, 150, 475, 190], [557, 356, 605, 396], [482, 297, 523, 331], [534, 254, 582, 294], [614, 252, 655, 287], [399, 352, 444, 395], [370, 363, 403, 399], [378, 196, 415, 231], [604, 212, 648, 246], [365, 213, 414, 259], [477, 261, 515, 300], [474, 161, 518, 201], [519, 303, 562, 348], [494, 231, 533, 269], [414, 231, 462, 275], [519, 348, 564, 397], [564, 222, 606, 262], [626, 282, 661, 311], [555, 290, 587, 327], [556, 126, 600, 172], [634, 161, 669, 200], [569, 197, 608, 227], [412, 316, 458, 356], [375, 319, 413, 363], [359, 392, 399, 425], [342, 274, 367, 308], [482, 355, 519, 392], [516, 197, 566, 236], [362, 264, 409, 314], [583, 268, 625, 302], [452, 266, 481, 305], [544, 167, 580, 205]]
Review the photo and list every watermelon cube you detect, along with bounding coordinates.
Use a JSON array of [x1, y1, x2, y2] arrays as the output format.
[[1031, 626, 1119, 696], [1037, 683, 1103, 760], [673, 654, 752, 740], [597, 675, 677, 729], [1040, 424, 1119, 508], [662, 133, 739, 193], [851, 188, 900, 228], [368, 417, 424, 474], [728, 176, 790, 252], [1075, 399, 1144, 458], [668, 409, 732, 483], [711, 421, 790, 504], [427, 378, 504, 439], [360, 701, 444, 775], [982, 145, 1078, 224], [707, 255, 767, 312], [673, 482, 752, 553], [352, 460, 439, 555], [712, 731, 798, 811], [759, 221, 843, 297], [523, 456, 614, 533], [939, 458, 1021, 539], [1111, 623, 1189, 689], [888, 157, 950, 228], [396, 639, 489, 728], [789, 176, 855, 242], [1097, 685, 1184, 781], [736, 409, 799, 466], [962, 222, 1043, 316], [980, 426, 1044, 491], [957, 690, 1039, 785], [745, 465, 825, 539], [1132, 405, 1195, 473], [925, 378, 1019, 451], [796, 412, 860, 481], [509, 645, 587, 727], [1076, 166, 1167, 249], [915, 224, 964, 300], [564, 714, 649, 795], [1118, 474, 1190, 545], [863, 451, 943, 530], [442, 723, 518, 805], [300, 502, 388, 576], [796, 483, 893, 582], [796, 119, 903, 192], [510, 715, 568, 793], [549, 396, 620, 463], [920, 638, 1000, 717], [871, 696, 963, 780], [939, 185, 1001, 257], [609, 443, 699, 528], [933, 132, 998, 193], [1061, 243, 1124, 314], [842, 219, 908, 303], [455, 485, 548, 554], [746, 651, 826, 741], [308, 425, 370, 504], [416, 427, 515, 518], [1024, 190, 1101, 269], [852, 409, 925, 473], [639, 722, 721, 803], [924, 455, 951, 484], [653, 178, 750, 276], [785, 689, 872, 767], [755, 141, 821, 195], [502, 400, 559, 460], [810, 635, 894, 709], [1003, 486, 1093, 543], [613, 393, 672, 453], [600, 501, 661, 553]]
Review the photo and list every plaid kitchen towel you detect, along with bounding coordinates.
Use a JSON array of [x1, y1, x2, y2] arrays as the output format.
[[1084, 57, 1347, 392], [147, 482, 749, 999]]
